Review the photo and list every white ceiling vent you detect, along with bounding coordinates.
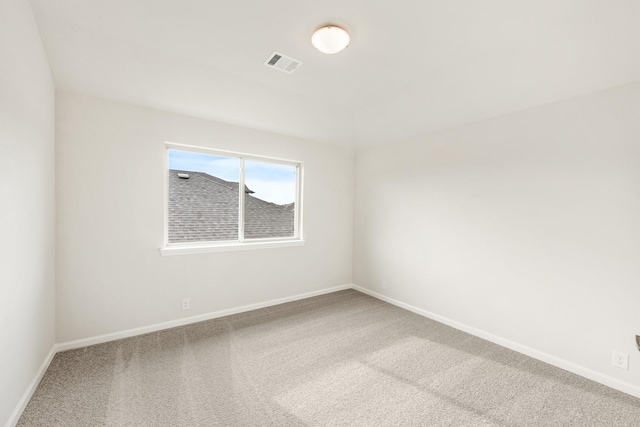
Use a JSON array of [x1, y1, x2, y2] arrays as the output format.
[[264, 51, 302, 74]]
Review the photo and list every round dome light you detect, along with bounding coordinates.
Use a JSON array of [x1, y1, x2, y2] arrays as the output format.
[[311, 25, 350, 54]]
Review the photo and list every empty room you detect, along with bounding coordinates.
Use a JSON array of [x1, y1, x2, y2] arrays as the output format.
[[2, 0, 640, 425]]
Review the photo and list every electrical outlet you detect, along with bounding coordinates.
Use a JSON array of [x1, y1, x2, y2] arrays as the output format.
[[382, 280, 388, 289], [182, 298, 190, 310], [612, 350, 629, 370]]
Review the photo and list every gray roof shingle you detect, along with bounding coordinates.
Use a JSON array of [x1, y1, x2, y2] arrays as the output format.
[[168, 170, 295, 243]]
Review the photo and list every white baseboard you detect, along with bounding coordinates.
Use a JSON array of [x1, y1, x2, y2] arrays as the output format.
[[352, 284, 640, 400], [56, 284, 352, 352], [5, 346, 56, 427]]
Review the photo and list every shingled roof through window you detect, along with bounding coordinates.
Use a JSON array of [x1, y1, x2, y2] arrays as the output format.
[[168, 170, 295, 243]]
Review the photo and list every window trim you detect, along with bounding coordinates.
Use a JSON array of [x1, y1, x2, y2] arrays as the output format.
[[160, 239, 305, 256], [161, 142, 304, 255]]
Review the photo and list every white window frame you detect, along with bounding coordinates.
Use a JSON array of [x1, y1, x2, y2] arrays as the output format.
[[160, 142, 304, 256]]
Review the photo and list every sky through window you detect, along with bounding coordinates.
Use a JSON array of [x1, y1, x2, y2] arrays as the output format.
[[168, 150, 296, 205]]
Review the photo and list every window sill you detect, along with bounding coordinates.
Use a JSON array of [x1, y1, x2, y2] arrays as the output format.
[[160, 239, 305, 256]]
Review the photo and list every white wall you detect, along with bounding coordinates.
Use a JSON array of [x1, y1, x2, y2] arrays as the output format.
[[55, 92, 353, 343], [354, 82, 640, 394], [0, 0, 55, 424]]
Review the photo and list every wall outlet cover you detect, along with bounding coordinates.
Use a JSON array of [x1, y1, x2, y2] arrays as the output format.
[[612, 350, 629, 370]]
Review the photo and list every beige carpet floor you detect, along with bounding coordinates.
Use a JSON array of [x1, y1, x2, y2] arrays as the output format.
[[18, 289, 640, 426]]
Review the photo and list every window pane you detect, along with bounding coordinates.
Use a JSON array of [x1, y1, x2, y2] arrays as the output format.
[[243, 160, 296, 239], [168, 150, 240, 243]]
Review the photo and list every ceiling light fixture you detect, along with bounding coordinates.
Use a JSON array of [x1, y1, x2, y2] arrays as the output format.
[[311, 25, 350, 54]]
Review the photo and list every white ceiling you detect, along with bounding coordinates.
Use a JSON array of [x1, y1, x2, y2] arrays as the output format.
[[29, 0, 640, 147]]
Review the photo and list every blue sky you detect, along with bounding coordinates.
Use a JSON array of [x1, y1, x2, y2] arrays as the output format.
[[169, 150, 296, 204]]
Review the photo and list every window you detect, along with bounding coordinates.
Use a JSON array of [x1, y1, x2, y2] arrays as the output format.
[[162, 143, 303, 255]]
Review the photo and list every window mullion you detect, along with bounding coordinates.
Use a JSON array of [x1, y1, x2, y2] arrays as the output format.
[[293, 165, 300, 239], [238, 158, 245, 242]]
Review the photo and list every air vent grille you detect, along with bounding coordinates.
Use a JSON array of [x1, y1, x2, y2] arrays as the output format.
[[264, 51, 302, 74]]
